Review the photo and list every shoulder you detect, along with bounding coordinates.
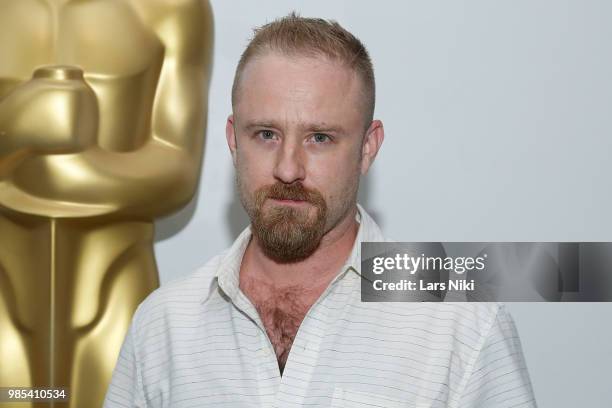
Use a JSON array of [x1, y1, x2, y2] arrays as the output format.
[[130, 251, 226, 334], [440, 302, 507, 339], [419, 302, 514, 378], [425, 302, 516, 367], [379, 302, 507, 353], [401, 301, 505, 335]]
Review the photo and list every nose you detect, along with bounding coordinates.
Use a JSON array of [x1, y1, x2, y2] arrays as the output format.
[[272, 139, 306, 184]]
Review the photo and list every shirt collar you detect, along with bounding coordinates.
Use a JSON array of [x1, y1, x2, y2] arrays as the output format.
[[204, 203, 385, 303]]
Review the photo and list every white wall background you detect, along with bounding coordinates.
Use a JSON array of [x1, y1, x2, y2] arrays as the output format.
[[154, 1, 612, 407]]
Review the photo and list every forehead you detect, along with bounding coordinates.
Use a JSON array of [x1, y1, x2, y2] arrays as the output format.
[[234, 53, 364, 129]]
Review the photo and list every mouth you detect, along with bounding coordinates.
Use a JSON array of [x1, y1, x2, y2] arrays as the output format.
[[269, 198, 309, 206]]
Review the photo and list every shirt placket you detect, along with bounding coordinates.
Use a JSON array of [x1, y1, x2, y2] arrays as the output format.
[[232, 288, 282, 407], [272, 268, 356, 408]]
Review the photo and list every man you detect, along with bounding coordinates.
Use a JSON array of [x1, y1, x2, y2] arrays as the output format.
[[105, 14, 536, 408]]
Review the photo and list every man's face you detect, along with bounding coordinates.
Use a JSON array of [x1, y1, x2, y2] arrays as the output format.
[[227, 53, 380, 263]]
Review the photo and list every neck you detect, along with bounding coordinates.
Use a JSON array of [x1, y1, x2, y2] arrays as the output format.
[[240, 206, 359, 290]]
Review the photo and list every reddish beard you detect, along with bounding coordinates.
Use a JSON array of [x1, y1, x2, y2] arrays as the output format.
[[248, 182, 328, 263]]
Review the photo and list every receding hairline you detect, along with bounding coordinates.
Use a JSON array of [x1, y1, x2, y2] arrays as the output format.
[[232, 49, 369, 106], [230, 13, 376, 126]]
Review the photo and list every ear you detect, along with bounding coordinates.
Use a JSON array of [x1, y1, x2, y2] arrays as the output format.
[[226, 114, 237, 167], [360, 119, 385, 175]]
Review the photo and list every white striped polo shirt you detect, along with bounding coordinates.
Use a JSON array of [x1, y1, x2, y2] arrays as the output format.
[[104, 204, 536, 408]]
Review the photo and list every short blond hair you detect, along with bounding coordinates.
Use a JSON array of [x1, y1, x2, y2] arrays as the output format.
[[232, 12, 375, 126]]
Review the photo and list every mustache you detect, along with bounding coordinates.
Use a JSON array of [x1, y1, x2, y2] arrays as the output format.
[[261, 182, 320, 202]]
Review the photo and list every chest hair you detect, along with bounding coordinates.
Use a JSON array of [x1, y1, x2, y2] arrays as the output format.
[[241, 278, 321, 374]]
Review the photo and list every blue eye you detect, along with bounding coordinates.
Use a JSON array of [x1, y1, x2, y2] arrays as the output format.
[[312, 133, 331, 143], [259, 130, 275, 140]]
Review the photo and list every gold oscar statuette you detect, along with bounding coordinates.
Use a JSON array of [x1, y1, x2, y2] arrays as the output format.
[[0, 1, 213, 406]]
